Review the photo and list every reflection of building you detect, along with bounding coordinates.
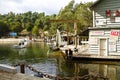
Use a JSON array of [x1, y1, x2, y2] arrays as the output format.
[[75, 63, 120, 80], [89, 0, 120, 56]]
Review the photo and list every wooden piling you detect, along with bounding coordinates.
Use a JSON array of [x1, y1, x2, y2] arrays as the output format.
[[20, 64, 25, 73]]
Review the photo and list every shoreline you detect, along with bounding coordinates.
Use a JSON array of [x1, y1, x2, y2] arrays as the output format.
[[0, 38, 27, 43]]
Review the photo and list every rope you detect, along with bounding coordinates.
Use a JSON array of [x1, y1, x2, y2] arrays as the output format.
[[12, 63, 109, 80]]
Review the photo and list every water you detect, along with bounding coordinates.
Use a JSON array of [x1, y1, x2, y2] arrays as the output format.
[[0, 42, 120, 80]]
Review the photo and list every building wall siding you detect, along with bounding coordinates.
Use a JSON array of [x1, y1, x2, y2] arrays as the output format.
[[89, 0, 120, 56], [93, 0, 120, 27], [89, 45, 99, 54], [89, 29, 120, 55]]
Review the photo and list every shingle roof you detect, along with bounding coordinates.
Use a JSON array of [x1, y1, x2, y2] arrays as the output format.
[[90, 0, 101, 9]]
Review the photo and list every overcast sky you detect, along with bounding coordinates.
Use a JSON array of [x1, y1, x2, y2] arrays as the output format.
[[0, 0, 97, 15]]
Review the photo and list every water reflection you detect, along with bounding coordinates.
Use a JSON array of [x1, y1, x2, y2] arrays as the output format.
[[0, 42, 49, 64], [17, 48, 27, 55], [60, 60, 120, 80], [0, 42, 120, 79]]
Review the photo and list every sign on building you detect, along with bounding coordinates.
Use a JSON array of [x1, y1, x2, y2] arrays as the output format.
[[109, 42, 116, 52], [110, 30, 119, 41], [115, 17, 120, 22], [90, 31, 104, 36], [96, 19, 106, 26]]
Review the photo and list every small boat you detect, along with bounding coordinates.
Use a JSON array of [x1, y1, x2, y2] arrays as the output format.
[[12, 40, 28, 49]]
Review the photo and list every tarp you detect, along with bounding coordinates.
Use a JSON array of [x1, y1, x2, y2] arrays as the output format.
[[10, 32, 17, 36]]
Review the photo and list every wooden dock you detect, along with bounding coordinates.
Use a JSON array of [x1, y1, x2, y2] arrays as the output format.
[[72, 54, 120, 61], [0, 64, 51, 80], [60, 44, 120, 61], [0, 70, 51, 80]]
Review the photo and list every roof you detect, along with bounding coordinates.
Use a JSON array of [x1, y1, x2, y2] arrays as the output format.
[[90, 0, 101, 10], [78, 29, 89, 36]]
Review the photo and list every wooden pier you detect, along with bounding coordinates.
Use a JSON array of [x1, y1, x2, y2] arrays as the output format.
[[72, 54, 120, 61], [60, 44, 120, 61], [0, 70, 50, 80], [0, 64, 51, 80]]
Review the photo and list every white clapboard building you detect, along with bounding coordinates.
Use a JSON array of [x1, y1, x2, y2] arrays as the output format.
[[89, 0, 120, 56]]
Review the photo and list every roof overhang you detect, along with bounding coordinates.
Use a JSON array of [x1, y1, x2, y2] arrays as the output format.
[[78, 29, 89, 36], [89, 26, 120, 30], [90, 0, 101, 10]]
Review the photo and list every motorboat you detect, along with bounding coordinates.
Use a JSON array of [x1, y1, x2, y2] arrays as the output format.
[[12, 40, 28, 49]]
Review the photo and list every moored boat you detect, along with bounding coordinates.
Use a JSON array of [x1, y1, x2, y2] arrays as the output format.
[[12, 39, 28, 49]]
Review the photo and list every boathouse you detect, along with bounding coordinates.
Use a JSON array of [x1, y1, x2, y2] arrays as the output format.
[[89, 0, 120, 56]]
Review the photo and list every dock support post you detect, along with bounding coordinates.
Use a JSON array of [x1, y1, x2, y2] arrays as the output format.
[[74, 21, 77, 48], [68, 49, 73, 59], [20, 64, 25, 73]]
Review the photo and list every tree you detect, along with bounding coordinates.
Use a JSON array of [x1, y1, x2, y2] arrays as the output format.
[[57, 0, 75, 32], [57, 1, 93, 33], [74, 2, 93, 32], [10, 22, 23, 33], [58, 0, 75, 19], [32, 26, 39, 36], [26, 22, 33, 32], [0, 21, 10, 37], [34, 19, 44, 29], [0, 1, 93, 37]]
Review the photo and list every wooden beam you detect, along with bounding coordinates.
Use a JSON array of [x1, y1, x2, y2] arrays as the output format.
[[49, 20, 77, 23]]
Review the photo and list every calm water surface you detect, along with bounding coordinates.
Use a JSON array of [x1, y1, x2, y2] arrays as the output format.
[[0, 42, 120, 80]]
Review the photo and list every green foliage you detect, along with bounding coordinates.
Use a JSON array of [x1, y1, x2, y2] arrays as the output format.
[[0, 21, 10, 37], [57, 0, 93, 33], [26, 22, 33, 32], [74, 2, 93, 32], [10, 21, 23, 32], [58, 0, 75, 20], [32, 26, 39, 36], [0, 1, 93, 37]]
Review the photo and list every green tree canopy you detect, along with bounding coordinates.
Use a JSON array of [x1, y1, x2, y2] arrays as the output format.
[[10, 21, 23, 33], [32, 26, 39, 36], [0, 21, 10, 37], [0, 0, 93, 37]]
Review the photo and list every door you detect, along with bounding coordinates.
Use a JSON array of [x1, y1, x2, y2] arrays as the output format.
[[100, 39, 107, 56]]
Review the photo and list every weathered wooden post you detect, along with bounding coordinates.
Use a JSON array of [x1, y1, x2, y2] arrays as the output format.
[[69, 49, 73, 59], [65, 49, 68, 59], [20, 63, 25, 73], [74, 21, 77, 48]]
